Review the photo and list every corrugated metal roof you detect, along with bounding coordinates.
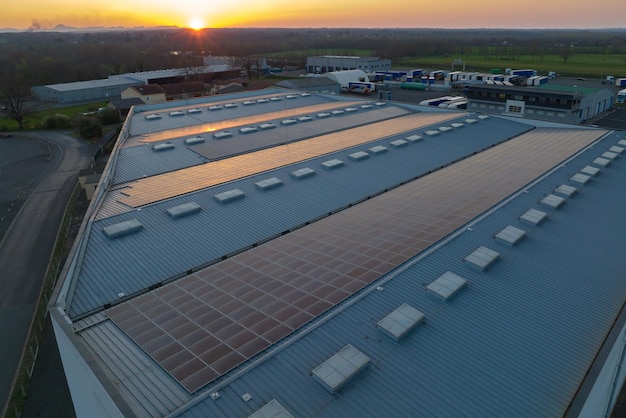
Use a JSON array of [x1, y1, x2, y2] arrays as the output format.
[[53, 90, 626, 418], [67, 114, 532, 318], [173, 130, 626, 418]]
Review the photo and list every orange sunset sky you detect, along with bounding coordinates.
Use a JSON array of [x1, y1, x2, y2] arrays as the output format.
[[2, 0, 625, 30]]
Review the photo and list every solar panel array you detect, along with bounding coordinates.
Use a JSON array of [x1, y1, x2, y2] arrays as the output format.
[[117, 112, 461, 207], [134, 101, 366, 144], [107, 128, 603, 393]]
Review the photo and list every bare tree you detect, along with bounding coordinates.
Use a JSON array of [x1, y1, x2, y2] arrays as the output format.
[[0, 60, 38, 130]]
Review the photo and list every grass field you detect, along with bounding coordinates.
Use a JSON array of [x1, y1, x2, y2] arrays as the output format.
[[397, 53, 626, 79], [0, 102, 107, 131]]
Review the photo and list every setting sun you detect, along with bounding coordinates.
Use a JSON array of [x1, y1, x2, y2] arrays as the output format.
[[188, 17, 204, 30]]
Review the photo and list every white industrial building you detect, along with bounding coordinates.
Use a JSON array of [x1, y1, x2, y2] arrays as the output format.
[[306, 56, 391, 74], [50, 88, 626, 417]]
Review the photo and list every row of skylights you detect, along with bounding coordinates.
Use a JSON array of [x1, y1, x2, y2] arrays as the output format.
[[143, 93, 313, 121], [208, 102, 385, 141]]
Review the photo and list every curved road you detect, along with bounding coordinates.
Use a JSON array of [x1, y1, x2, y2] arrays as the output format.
[[0, 131, 93, 412]]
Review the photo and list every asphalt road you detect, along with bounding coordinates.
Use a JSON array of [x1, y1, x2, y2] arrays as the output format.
[[0, 131, 93, 414]]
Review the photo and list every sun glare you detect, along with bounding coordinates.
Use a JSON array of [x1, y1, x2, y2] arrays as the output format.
[[188, 18, 204, 30]]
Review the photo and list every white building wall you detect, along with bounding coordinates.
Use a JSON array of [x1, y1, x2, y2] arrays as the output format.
[[579, 318, 626, 418], [51, 313, 124, 418]]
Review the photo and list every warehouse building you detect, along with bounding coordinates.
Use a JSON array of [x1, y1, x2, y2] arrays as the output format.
[[306, 56, 391, 74], [50, 88, 626, 417], [466, 83, 614, 124], [32, 66, 236, 104]]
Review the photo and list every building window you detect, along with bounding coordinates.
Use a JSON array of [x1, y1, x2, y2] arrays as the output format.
[[536, 110, 545, 115], [560, 99, 568, 105], [547, 111, 555, 116], [528, 96, 536, 102], [549, 98, 557, 104], [508, 105, 523, 113], [527, 109, 535, 114], [499, 93, 506, 99], [513, 95, 523, 100], [538, 97, 546, 103], [557, 112, 565, 117]]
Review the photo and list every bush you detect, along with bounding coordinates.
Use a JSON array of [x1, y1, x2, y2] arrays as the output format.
[[98, 108, 120, 125], [76, 116, 102, 140], [42, 113, 72, 129]]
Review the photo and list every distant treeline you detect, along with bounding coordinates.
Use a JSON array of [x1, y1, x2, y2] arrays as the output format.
[[0, 27, 625, 86]]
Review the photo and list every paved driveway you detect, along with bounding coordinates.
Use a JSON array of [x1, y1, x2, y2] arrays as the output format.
[[0, 131, 93, 412]]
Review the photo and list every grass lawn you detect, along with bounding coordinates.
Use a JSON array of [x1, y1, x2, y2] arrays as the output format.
[[0, 101, 108, 131], [397, 53, 626, 79]]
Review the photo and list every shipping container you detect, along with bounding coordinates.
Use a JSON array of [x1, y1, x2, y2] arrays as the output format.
[[511, 69, 537, 77], [348, 81, 376, 94]]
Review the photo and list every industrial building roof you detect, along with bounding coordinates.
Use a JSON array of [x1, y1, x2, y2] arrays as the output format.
[[51, 87, 626, 418]]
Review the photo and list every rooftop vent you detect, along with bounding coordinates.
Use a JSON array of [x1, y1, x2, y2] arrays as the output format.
[[103, 218, 143, 239], [608, 146, 624, 154], [312, 344, 370, 394], [255, 177, 283, 191], [360, 104, 373, 109], [322, 159, 345, 170], [208, 105, 223, 111], [316, 112, 331, 118], [390, 139, 408, 148], [259, 122, 276, 130], [249, 400, 294, 418], [580, 166, 600, 177], [592, 157, 611, 167], [495, 225, 526, 246], [281, 119, 297, 126], [300, 93, 311, 97], [406, 134, 423, 143], [618, 139, 626, 147], [224, 103, 237, 108], [285, 94, 298, 99], [426, 271, 467, 300], [345, 107, 358, 112], [554, 184, 577, 198], [257, 98, 269, 103], [297, 115, 313, 122], [601, 151, 618, 160], [214, 189, 245, 204], [166, 201, 202, 218], [451, 122, 464, 128], [520, 208, 548, 225], [290, 167, 316, 180], [213, 131, 233, 139], [438, 126, 453, 133], [375, 102, 386, 106], [145, 114, 161, 120], [242, 101, 255, 106], [239, 126, 258, 134], [270, 96, 282, 101], [152, 142, 174, 152], [464, 246, 500, 271], [377, 303, 425, 341], [425, 130, 440, 136], [465, 118, 477, 124], [184, 136, 205, 145], [187, 108, 202, 114], [540, 194, 566, 209], [570, 173, 591, 185], [478, 115, 490, 119], [169, 111, 185, 117], [348, 151, 370, 162], [368, 145, 388, 155], [331, 110, 344, 115]]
